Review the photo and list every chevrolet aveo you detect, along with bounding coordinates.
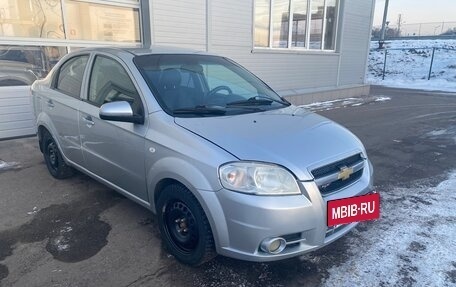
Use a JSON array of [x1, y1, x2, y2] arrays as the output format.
[[32, 47, 376, 265]]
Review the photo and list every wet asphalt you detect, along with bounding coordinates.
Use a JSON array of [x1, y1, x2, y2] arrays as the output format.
[[0, 86, 455, 287]]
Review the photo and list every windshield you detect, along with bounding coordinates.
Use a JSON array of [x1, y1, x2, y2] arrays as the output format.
[[134, 54, 289, 117]]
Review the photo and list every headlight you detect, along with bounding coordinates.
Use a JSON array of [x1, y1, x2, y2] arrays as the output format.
[[219, 162, 300, 195]]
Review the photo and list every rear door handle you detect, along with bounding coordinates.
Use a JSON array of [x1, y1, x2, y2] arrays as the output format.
[[82, 115, 95, 127], [47, 99, 55, 108]]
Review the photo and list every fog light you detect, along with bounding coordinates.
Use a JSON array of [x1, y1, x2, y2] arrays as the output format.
[[260, 237, 286, 254]]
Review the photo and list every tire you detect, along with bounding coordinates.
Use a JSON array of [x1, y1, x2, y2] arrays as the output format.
[[157, 184, 216, 266], [42, 131, 74, 179]]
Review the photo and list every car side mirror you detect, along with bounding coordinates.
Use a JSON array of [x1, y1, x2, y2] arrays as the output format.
[[99, 101, 144, 124]]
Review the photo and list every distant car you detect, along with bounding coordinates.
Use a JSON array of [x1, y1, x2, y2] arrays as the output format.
[[0, 46, 49, 86], [32, 47, 375, 265]]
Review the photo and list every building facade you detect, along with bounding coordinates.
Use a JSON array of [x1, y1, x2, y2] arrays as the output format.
[[0, 0, 375, 139]]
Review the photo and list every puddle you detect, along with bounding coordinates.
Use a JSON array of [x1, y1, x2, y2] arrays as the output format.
[[0, 189, 121, 270], [0, 264, 8, 281]]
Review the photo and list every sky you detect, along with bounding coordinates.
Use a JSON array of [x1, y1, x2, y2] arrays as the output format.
[[373, 0, 456, 26]]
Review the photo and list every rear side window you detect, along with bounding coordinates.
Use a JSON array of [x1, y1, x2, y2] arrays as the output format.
[[56, 55, 89, 98], [88, 55, 143, 116]]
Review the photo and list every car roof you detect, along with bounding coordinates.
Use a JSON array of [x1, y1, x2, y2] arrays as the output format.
[[76, 45, 214, 57]]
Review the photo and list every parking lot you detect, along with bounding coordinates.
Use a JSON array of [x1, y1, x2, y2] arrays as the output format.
[[1, 86, 455, 287]]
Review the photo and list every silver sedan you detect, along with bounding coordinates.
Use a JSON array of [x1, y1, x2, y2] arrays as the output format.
[[32, 46, 375, 265]]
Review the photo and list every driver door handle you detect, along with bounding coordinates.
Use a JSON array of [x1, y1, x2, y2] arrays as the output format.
[[47, 99, 55, 108], [82, 115, 95, 127]]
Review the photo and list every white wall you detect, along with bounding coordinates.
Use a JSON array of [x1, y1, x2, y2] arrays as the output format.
[[151, 0, 207, 50], [0, 86, 36, 139], [338, 0, 375, 86]]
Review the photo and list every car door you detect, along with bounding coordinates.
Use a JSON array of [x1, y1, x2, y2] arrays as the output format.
[[45, 54, 89, 166], [79, 54, 148, 201]]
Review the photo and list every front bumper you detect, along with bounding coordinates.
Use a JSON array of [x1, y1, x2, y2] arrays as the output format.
[[199, 160, 374, 262]]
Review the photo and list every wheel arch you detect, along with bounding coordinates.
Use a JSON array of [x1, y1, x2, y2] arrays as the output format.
[[36, 120, 67, 165], [35, 113, 63, 155]]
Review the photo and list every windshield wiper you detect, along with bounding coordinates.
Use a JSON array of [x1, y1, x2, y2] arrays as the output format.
[[173, 106, 227, 115], [226, 96, 290, 107]]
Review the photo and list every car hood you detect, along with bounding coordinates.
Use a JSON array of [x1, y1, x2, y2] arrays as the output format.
[[174, 106, 366, 181]]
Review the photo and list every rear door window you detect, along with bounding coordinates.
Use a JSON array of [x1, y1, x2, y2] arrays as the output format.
[[55, 55, 89, 98]]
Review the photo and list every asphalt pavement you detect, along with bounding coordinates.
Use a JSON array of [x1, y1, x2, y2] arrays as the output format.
[[0, 86, 455, 287]]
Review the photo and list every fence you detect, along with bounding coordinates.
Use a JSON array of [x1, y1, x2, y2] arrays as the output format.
[[369, 46, 456, 82], [372, 21, 456, 39]]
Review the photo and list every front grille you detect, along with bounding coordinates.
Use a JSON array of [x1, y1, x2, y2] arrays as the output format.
[[311, 153, 365, 196], [319, 169, 363, 195], [311, 153, 363, 179]]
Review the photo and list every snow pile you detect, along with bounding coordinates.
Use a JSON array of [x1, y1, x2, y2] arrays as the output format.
[[0, 160, 20, 171], [367, 39, 456, 92], [300, 96, 391, 111], [374, 96, 391, 102], [322, 172, 456, 287], [427, 129, 448, 137], [425, 126, 456, 144], [301, 98, 360, 111], [27, 206, 39, 215]]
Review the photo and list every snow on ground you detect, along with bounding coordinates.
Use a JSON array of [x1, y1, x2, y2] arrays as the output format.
[[300, 96, 391, 112], [426, 126, 456, 144], [367, 39, 456, 92], [374, 96, 392, 102], [0, 160, 20, 171], [427, 129, 448, 136], [322, 171, 456, 287], [27, 206, 39, 215]]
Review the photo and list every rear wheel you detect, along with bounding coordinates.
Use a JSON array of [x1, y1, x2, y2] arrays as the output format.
[[42, 131, 74, 179], [157, 184, 215, 265]]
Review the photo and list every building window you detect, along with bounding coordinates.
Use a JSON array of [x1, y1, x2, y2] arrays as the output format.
[[324, 0, 337, 50], [0, 0, 141, 43], [291, 1, 308, 48], [0, 0, 142, 88], [254, 0, 270, 47], [0, 0, 64, 39], [272, 0, 290, 48], [254, 0, 339, 51], [65, 1, 140, 43]]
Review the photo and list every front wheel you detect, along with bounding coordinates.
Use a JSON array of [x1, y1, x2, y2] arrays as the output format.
[[42, 131, 74, 179], [157, 184, 215, 265]]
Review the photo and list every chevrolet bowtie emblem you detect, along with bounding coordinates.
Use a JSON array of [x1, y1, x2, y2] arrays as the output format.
[[338, 166, 354, 181]]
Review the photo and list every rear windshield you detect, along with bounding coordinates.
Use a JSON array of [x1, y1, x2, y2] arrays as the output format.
[[134, 54, 289, 117]]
